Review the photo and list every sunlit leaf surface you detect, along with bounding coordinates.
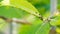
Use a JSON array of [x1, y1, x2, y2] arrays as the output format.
[[10, 0, 40, 17], [0, 0, 60, 34], [35, 22, 50, 34], [50, 15, 60, 26]]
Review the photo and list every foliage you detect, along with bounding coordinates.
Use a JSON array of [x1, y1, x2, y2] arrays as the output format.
[[0, 0, 60, 34], [0, 0, 3, 2]]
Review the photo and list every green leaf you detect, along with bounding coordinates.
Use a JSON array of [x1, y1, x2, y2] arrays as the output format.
[[35, 22, 50, 34], [0, 6, 30, 18], [0, 6, 42, 34], [10, 0, 40, 17], [0, 0, 3, 2], [50, 15, 60, 26], [18, 16, 43, 34], [0, 0, 51, 34]]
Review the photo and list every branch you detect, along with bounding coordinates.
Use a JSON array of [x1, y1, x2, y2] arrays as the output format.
[[27, 11, 43, 21], [49, 26, 56, 34], [0, 16, 32, 25]]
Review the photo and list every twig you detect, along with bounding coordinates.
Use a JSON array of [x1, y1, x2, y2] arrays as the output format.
[[0, 16, 31, 25]]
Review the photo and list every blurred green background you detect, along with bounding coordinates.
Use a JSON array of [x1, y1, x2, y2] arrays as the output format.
[[0, 0, 60, 34]]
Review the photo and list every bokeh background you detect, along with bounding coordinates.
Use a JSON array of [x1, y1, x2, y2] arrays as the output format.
[[0, 0, 60, 34]]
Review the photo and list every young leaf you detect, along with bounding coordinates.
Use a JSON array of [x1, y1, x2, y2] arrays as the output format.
[[50, 15, 60, 26], [0, 6, 30, 18], [35, 22, 50, 34], [10, 0, 40, 17], [19, 15, 43, 34]]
